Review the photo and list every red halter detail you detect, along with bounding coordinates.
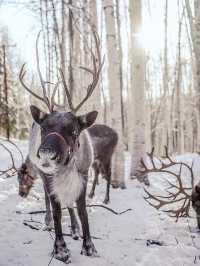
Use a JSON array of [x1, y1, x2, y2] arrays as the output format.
[[45, 132, 80, 152]]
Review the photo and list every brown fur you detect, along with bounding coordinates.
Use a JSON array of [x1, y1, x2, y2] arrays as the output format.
[[191, 181, 200, 228], [88, 124, 118, 204]]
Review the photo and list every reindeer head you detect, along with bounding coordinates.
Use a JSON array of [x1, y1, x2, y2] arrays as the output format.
[[17, 163, 36, 198], [30, 106, 97, 173]]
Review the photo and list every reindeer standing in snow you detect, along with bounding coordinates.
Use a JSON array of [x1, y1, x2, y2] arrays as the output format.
[[17, 30, 104, 263]]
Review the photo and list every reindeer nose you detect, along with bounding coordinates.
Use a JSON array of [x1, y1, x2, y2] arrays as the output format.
[[38, 147, 58, 161]]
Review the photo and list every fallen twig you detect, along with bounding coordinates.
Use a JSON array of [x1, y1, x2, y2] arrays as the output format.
[[146, 239, 164, 246], [48, 250, 54, 266], [22, 220, 102, 240], [86, 204, 132, 215], [17, 205, 132, 216], [134, 238, 178, 247], [23, 221, 40, 230], [23, 219, 43, 225]]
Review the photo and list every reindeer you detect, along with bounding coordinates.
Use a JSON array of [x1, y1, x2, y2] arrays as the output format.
[[88, 124, 118, 204], [18, 30, 104, 263], [191, 182, 200, 229], [17, 123, 118, 235], [18, 124, 118, 204]]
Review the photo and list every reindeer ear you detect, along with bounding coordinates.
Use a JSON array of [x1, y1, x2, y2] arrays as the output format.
[[195, 184, 200, 194], [78, 111, 98, 130], [30, 105, 47, 124]]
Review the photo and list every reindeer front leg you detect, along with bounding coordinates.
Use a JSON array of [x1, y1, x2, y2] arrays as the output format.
[[50, 194, 71, 264], [42, 185, 54, 230], [76, 184, 98, 257], [68, 207, 80, 240]]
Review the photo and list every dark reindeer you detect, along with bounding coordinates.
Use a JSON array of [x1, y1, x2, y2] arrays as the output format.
[[88, 124, 118, 204], [191, 182, 200, 229], [18, 124, 118, 204], [18, 30, 104, 263]]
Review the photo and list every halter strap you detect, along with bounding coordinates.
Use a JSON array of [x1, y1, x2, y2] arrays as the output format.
[[45, 132, 80, 153]]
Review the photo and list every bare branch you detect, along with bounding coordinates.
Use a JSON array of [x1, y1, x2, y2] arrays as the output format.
[[0, 139, 23, 178]]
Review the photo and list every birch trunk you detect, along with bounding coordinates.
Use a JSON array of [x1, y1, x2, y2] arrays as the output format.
[[129, 0, 148, 184], [185, 0, 200, 151], [103, 0, 125, 188]]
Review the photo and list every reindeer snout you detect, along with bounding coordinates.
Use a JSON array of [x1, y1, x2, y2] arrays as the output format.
[[38, 147, 58, 161]]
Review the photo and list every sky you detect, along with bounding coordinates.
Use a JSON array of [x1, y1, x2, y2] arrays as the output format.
[[0, 0, 175, 68], [0, 1, 40, 71], [0, 0, 188, 94]]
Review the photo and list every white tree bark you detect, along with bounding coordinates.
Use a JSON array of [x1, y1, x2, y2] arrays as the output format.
[[129, 0, 148, 184], [103, 0, 125, 188], [185, 0, 200, 151]]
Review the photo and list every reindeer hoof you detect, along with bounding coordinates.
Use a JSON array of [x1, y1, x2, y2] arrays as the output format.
[[103, 198, 110, 205], [54, 247, 71, 264], [54, 239, 71, 264], [88, 192, 95, 199], [71, 227, 80, 240], [81, 241, 98, 257]]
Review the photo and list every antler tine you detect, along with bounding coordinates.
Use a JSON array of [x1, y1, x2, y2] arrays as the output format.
[[19, 64, 48, 106], [142, 147, 192, 221], [0, 138, 24, 164], [0, 142, 17, 178], [36, 31, 51, 112], [73, 29, 104, 113], [50, 80, 66, 111], [164, 145, 174, 163], [59, 68, 75, 112], [147, 147, 156, 169], [19, 31, 56, 113], [0, 139, 25, 178]]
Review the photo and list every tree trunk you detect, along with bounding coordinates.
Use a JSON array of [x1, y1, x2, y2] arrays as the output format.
[[129, 0, 148, 184], [103, 0, 125, 188]]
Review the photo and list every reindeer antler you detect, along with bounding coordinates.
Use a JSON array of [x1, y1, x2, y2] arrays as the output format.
[[19, 31, 60, 113], [141, 146, 193, 221], [0, 138, 24, 178], [60, 29, 104, 113]]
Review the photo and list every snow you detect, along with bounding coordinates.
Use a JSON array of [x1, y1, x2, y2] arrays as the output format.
[[0, 142, 200, 266]]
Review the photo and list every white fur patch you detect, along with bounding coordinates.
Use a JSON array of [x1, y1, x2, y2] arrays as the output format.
[[53, 162, 84, 208], [28, 123, 42, 167], [28, 123, 58, 174]]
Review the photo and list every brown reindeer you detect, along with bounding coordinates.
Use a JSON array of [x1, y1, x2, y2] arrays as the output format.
[[191, 182, 200, 229], [88, 124, 118, 204]]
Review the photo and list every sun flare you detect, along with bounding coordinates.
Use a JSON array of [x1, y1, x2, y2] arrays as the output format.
[[138, 20, 164, 53]]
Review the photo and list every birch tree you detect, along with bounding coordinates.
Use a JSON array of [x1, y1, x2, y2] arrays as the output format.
[[185, 0, 200, 150], [129, 0, 148, 184], [103, 0, 125, 188]]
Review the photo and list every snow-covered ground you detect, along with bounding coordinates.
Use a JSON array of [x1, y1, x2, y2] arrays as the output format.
[[1, 142, 200, 266]]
